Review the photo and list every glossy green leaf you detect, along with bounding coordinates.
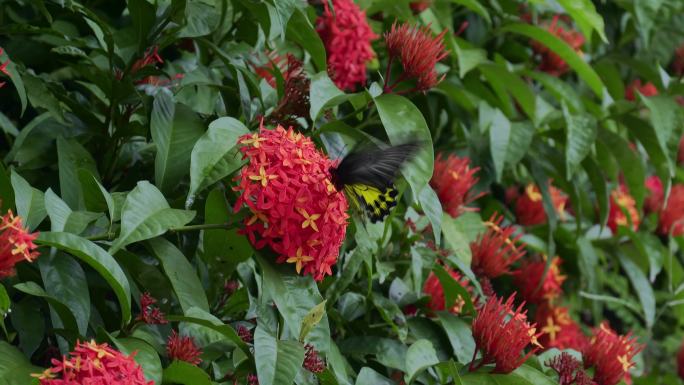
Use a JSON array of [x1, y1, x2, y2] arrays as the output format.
[[170, 310, 249, 355], [488, 108, 511, 182], [437, 312, 475, 364], [557, 0, 607, 43], [355, 367, 394, 385], [38, 254, 90, 335], [597, 129, 646, 208], [255, 326, 305, 385], [109, 181, 196, 254], [0, 341, 42, 385], [447, 0, 490, 24], [479, 63, 535, 121], [419, 186, 442, 244], [286, 9, 326, 71], [44, 189, 102, 234], [187, 116, 248, 208], [441, 212, 473, 265], [619, 254, 656, 328], [501, 23, 604, 97], [57, 137, 99, 209], [163, 360, 213, 385], [299, 300, 327, 342], [151, 92, 204, 193], [374, 93, 434, 196], [116, 337, 163, 385], [563, 103, 597, 179], [78, 169, 115, 222], [14, 281, 79, 334], [309, 72, 349, 121], [433, 264, 476, 316], [0, 49, 27, 115], [36, 232, 132, 324], [641, 95, 683, 158], [405, 339, 439, 384], [10, 170, 46, 231], [147, 237, 210, 313]]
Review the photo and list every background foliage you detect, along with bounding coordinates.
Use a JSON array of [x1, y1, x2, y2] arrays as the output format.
[[0, 0, 684, 384]]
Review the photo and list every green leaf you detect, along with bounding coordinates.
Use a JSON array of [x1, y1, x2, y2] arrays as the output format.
[[128, 0, 157, 47], [597, 129, 646, 208], [163, 360, 213, 385], [582, 157, 609, 228], [433, 264, 476, 316], [186, 116, 248, 208], [0, 49, 27, 115], [36, 232, 132, 324], [45, 189, 102, 234], [557, 0, 607, 43], [78, 169, 115, 222], [151, 93, 204, 193], [0, 341, 42, 385], [355, 367, 394, 385], [14, 281, 79, 334], [641, 95, 683, 158], [479, 63, 536, 121], [170, 309, 249, 355], [116, 337, 163, 385], [0, 163, 14, 212], [286, 9, 327, 71], [374, 94, 434, 196], [512, 364, 558, 385], [576, 237, 600, 295], [441, 212, 473, 265], [447, 0, 491, 24], [309, 72, 349, 121], [179, 1, 220, 37], [501, 23, 604, 97], [452, 38, 487, 78], [619, 254, 656, 328], [147, 237, 210, 313], [437, 312, 475, 364], [506, 122, 535, 167], [109, 181, 196, 254], [419, 186, 442, 244], [299, 300, 327, 342], [405, 339, 439, 384], [563, 103, 597, 179], [57, 137, 99, 209], [488, 108, 511, 182], [257, 255, 331, 352], [38, 254, 90, 335], [10, 170, 46, 231], [254, 326, 306, 385]]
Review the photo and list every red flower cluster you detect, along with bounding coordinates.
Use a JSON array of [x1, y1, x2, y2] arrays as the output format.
[[267, 55, 311, 128], [583, 322, 644, 385], [303, 344, 325, 373], [530, 16, 585, 76], [546, 352, 595, 385], [316, 0, 377, 91], [470, 213, 526, 279], [673, 44, 684, 76], [607, 185, 640, 233], [470, 294, 542, 374], [167, 330, 202, 366], [35, 340, 152, 385], [422, 265, 473, 314], [383, 22, 448, 93], [233, 124, 349, 281], [643, 175, 663, 214], [513, 183, 567, 226], [247, 373, 259, 385], [136, 292, 167, 325], [409, 0, 431, 13], [535, 304, 588, 352], [0, 210, 39, 278], [513, 256, 566, 305], [237, 325, 253, 343], [658, 184, 684, 236], [0, 47, 10, 88], [430, 153, 483, 218], [625, 79, 658, 101]]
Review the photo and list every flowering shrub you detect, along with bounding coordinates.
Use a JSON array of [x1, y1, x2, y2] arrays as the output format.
[[1, 1, 684, 385]]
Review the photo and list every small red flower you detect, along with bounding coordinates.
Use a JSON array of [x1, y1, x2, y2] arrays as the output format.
[[535, 304, 588, 352], [430, 153, 483, 218], [625, 79, 658, 101], [658, 184, 684, 236], [607, 185, 640, 233], [546, 352, 595, 385], [470, 213, 526, 279], [469, 293, 542, 374], [167, 330, 202, 366], [677, 338, 684, 380], [383, 22, 448, 93], [253, 51, 288, 88], [423, 265, 473, 314], [514, 183, 567, 226], [583, 322, 644, 385], [34, 340, 152, 385], [248, 373, 259, 385], [531, 16, 585, 76], [234, 123, 349, 281], [136, 292, 168, 325], [409, 0, 431, 13], [268, 55, 311, 128], [0, 210, 39, 278], [0, 47, 10, 88], [673, 44, 684, 76], [513, 256, 566, 305], [643, 176, 663, 214], [316, 0, 377, 91], [303, 344, 325, 373], [237, 325, 253, 343]]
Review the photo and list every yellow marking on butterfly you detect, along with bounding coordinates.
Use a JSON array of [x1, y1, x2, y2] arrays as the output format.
[[345, 184, 397, 221]]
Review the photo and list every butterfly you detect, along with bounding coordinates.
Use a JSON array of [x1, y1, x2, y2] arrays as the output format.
[[330, 141, 421, 223]]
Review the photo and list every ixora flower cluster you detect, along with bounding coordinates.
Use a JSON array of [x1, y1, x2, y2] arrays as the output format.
[[233, 123, 349, 281], [0, 209, 39, 278], [34, 341, 152, 385]]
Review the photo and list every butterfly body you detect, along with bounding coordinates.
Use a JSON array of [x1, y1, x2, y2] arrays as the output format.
[[330, 142, 420, 223]]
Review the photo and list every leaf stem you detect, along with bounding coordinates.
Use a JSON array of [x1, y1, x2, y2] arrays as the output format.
[[85, 222, 234, 242]]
